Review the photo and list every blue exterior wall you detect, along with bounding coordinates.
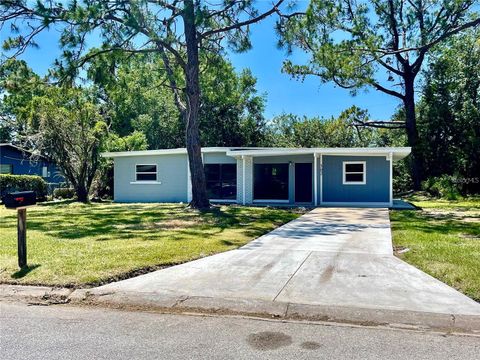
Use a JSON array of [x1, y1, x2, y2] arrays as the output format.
[[322, 155, 390, 203], [0, 145, 63, 183]]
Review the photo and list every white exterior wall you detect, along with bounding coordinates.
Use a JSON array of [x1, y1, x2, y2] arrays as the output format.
[[236, 156, 253, 204], [114, 154, 189, 203], [236, 158, 243, 204], [203, 152, 237, 164]]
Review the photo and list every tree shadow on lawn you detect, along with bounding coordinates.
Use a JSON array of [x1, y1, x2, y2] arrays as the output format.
[[11, 264, 41, 279], [203, 206, 299, 227], [93, 229, 218, 242], [14, 208, 185, 240], [1, 204, 299, 242]]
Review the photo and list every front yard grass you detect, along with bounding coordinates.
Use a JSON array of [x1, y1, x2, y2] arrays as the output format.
[[0, 202, 302, 287], [390, 195, 480, 302]]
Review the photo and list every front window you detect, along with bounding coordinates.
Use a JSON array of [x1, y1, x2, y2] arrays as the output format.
[[254, 163, 289, 200], [204, 164, 236, 200], [0, 164, 13, 174], [136, 164, 157, 181], [343, 161, 366, 185]]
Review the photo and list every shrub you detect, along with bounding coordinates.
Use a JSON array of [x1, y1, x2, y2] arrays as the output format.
[[391, 158, 413, 194], [0, 174, 48, 201], [53, 187, 76, 200], [421, 175, 462, 200]]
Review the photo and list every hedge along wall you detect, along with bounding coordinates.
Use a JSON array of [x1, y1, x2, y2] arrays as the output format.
[[0, 174, 48, 200]]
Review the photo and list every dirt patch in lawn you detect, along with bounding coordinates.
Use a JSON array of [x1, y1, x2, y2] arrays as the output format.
[[393, 245, 411, 255], [460, 234, 480, 240], [422, 209, 480, 223]]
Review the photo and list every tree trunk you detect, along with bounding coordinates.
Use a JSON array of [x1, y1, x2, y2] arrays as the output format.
[[183, 0, 210, 209], [403, 76, 424, 190], [75, 184, 89, 203]]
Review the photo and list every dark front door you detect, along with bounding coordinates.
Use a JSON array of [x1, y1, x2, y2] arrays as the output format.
[[295, 163, 313, 203]]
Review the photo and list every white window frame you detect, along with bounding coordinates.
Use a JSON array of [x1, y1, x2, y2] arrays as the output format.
[[342, 161, 366, 185], [134, 164, 158, 183]]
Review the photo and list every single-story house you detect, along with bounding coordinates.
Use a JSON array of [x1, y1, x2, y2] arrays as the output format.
[[102, 147, 410, 207], [0, 143, 64, 184]]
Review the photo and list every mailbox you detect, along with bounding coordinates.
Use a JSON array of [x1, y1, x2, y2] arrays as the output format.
[[3, 191, 37, 209]]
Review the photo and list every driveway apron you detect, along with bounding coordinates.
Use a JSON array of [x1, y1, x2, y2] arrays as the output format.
[[93, 207, 480, 315]]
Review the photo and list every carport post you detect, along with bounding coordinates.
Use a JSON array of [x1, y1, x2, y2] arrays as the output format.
[[242, 155, 246, 205], [17, 208, 27, 268], [389, 152, 393, 207], [313, 153, 318, 206]]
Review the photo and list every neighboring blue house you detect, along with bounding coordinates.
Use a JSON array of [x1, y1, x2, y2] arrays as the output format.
[[0, 143, 64, 184], [102, 147, 411, 207]]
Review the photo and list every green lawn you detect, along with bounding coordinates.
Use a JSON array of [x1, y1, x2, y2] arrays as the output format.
[[0, 202, 302, 287], [390, 196, 480, 301]]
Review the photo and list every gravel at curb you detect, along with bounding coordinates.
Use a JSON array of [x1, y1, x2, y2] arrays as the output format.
[[0, 284, 73, 304]]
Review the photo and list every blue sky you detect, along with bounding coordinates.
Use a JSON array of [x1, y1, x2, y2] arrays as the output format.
[[4, 7, 401, 121], [228, 15, 401, 120]]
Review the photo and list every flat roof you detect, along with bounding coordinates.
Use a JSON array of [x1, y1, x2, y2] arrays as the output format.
[[226, 147, 411, 161], [102, 146, 411, 161], [101, 147, 233, 158]]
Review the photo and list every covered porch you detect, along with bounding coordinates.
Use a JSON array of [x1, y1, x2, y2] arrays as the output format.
[[240, 153, 317, 206], [226, 148, 410, 207]]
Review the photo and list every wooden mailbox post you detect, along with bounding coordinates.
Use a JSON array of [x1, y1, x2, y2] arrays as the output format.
[[17, 207, 28, 268], [3, 191, 37, 268]]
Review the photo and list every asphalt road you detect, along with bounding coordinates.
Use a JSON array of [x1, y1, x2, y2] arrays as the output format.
[[0, 302, 479, 360]]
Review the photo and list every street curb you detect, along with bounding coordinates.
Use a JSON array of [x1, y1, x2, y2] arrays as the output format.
[[2, 284, 479, 334], [75, 290, 480, 333]]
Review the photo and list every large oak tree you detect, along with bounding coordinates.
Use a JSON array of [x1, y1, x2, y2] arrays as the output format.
[[1, 0, 285, 208], [277, 0, 480, 189]]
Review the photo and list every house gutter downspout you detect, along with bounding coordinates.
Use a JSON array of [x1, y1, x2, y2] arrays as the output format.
[[319, 153, 323, 205]]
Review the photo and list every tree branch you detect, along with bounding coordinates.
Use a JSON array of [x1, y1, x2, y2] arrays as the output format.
[[376, 57, 404, 76], [157, 45, 186, 115], [370, 81, 405, 100], [101, 12, 187, 70], [75, 46, 160, 69], [351, 119, 406, 129], [386, 0, 408, 66], [420, 16, 480, 54], [200, 0, 284, 38]]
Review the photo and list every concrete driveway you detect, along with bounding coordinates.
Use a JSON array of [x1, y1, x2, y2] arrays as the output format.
[[93, 208, 480, 316]]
